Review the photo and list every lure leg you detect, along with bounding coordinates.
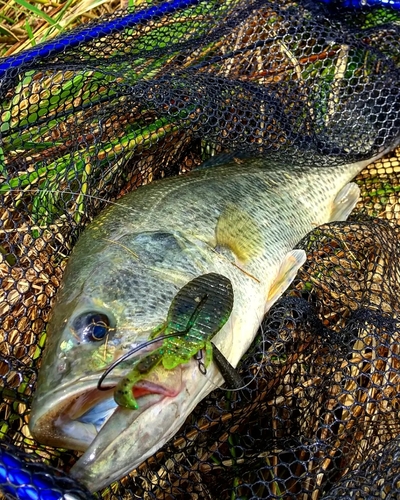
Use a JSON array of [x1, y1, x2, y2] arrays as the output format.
[[212, 343, 243, 389], [114, 350, 163, 409]]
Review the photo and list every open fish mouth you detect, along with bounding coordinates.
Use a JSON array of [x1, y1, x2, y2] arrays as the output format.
[[30, 346, 221, 491], [30, 367, 183, 453]]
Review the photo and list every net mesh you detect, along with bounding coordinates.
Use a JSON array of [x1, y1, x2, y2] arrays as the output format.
[[0, 0, 400, 498]]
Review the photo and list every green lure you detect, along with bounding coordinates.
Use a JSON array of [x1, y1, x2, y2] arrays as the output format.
[[114, 273, 234, 409]]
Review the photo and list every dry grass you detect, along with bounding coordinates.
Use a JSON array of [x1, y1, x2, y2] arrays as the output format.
[[0, 0, 134, 56]]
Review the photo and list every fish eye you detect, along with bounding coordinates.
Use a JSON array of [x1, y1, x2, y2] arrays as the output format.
[[71, 312, 112, 342]]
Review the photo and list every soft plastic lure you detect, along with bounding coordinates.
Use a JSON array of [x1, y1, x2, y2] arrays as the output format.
[[114, 273, 234, 409]]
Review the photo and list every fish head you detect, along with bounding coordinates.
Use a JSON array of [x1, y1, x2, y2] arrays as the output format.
[[29, 227, 253, 491]]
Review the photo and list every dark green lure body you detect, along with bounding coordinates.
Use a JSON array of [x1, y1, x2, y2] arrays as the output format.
[[114, 273, 234, 409]]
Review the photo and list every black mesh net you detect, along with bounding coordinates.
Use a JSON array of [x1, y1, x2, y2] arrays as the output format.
[[0, 0, 400, 498]]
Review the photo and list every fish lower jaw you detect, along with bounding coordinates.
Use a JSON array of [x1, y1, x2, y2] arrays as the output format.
[[68, 362, 221, 492], [57, 379, 181, 451], [55, 417, 99, 451], [57, 392, 168, 452], [30, 370, 182, 454]]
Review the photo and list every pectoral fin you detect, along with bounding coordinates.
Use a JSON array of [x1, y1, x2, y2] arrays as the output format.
[[265, 249, 306, 311], [330, 182, 360, 221], [215, 203, 263, 262]]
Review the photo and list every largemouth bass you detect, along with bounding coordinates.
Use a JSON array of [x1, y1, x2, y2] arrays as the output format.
[[29, 147, 396, 491]]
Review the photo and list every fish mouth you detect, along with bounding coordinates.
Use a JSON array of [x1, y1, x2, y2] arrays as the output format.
[[29, 367, 183, 453], [30, 360, 221, 492], [68, 359, 220, 492]]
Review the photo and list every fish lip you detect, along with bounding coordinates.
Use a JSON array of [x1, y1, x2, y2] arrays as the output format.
[[29, 375, 119, 451]]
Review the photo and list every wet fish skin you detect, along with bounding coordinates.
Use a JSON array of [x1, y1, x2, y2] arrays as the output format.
[[29, 148, 395, 491]]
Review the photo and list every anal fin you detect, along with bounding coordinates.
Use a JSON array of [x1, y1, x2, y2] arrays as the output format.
[[265, 249, 306, 311]]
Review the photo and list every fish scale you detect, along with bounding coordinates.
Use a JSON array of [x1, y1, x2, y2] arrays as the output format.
[[29, 147, 397, 492]]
